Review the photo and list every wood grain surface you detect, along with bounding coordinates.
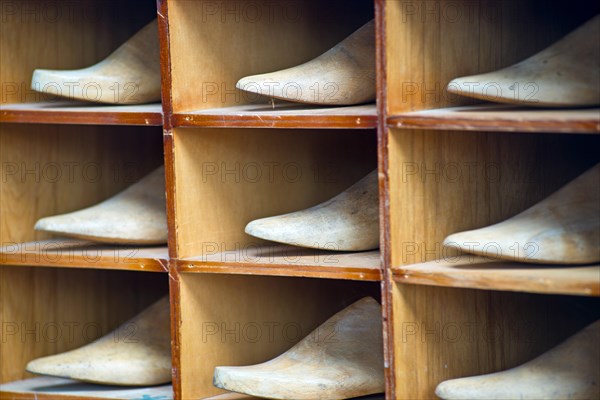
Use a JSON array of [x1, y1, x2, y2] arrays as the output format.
[[393, 255, 600, 296], [0, 102, 163, 126], [388, 104, 600, 134], [172, 103, 377, 129], [177, 245, 381, 281], [0, 377, 172, 400]]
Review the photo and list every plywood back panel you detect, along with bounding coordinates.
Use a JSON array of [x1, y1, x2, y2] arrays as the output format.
[[0, 0, 157, 105], [167, 0, 374, 112], [173, 128, 377, 259], [0, 266, 167, 383], [385, 0, 600, 113], [178, 273, 380, 398]]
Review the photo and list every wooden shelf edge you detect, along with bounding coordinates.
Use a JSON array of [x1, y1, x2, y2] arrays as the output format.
[[205, 392, 385, 400], [391, 256, 600, 297], [387, 105, 600, 134], [204, 394, 257, 400], [175, 246, 382, 281], [0, 377, 173, 400], [0, 391, 118, 400], [0, 103, 163, 126], [0, 239, 168, 273], [171, 103, 378, 129], [173, 113, 378, 129], [176, 260, 382, 281]]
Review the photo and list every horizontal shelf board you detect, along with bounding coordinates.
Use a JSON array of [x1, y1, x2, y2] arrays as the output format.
[[172, 102, 378, 129], [387, 104, 600, 134], [0, 102, 163, 126], [0, 238, 168, 272], [0, 377, 172, 400], [177, 245, 381, 281], [206, 392, 385, 399], [392, 255, 600, 296], [205, 394, 256, 400]]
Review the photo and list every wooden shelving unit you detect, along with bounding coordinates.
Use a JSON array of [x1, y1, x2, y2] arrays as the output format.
[[1, 0, 599, 399]]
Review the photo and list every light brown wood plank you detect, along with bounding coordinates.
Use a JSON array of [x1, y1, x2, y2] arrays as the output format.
[[0, 377, 172, 400], [0, 239, 168, 272], [172, 103, 377, 129], [177, 245, 381, 281], [205, 391, 386, 400], [0, 102, 163, 126], [393, 255, 600, 296], [388, 104, 600, 134]]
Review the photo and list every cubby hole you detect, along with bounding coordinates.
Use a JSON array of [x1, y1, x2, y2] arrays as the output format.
[[0, 0, 161, 123], [0, 124, 166, 269], [166, 0, 375, 125], [171, 127, 379, 279], [390, 281, 600, 398], [384, 0, 600, 121], [0, 265, 169, 398], [387, 128, 599, 273], [175, 272, 381, 398]]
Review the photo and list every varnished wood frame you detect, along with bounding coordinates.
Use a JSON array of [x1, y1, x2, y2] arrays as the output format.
[[0, 0, 599, 399]]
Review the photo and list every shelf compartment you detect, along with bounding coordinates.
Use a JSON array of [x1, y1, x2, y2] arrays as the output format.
[[176, 245, 381, 281], [172, 127, 377, 260], [0, 102, 163, 126], [175, 273, 380, 398], [387, 104, 600, 134], [0, 266, 167, 387], [0, 239, 168, 272], [172, 103, 377, 129], [167, 0, 374, 113], [390, 280, 600, 399], [392, 255, 600, 296], [0, 377, 172, 400]]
